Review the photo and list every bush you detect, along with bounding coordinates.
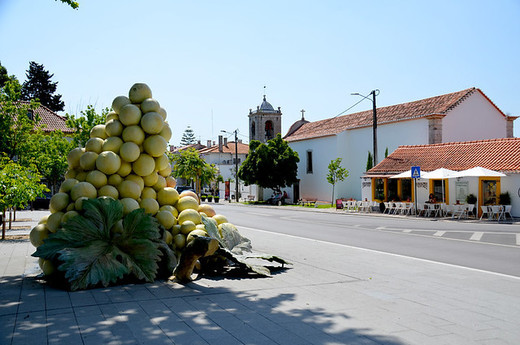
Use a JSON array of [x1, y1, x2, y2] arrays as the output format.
[[466, 194, 477, 204], [499, 192, 511, 205]]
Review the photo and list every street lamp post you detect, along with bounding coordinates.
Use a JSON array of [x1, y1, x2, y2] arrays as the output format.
[[352, 89, 380, 166], [221, 129, 240, 203]]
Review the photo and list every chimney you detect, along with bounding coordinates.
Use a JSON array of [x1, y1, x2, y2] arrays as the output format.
[[223, 137, 228, 146], [207, 140, 211, 147], [218, 135, 223, 152]]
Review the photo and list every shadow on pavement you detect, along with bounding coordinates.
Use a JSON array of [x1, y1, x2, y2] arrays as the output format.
[[0, 272, 406, 345]]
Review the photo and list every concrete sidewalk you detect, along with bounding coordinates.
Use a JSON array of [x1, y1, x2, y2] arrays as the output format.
[[1, 210, 519, 344]]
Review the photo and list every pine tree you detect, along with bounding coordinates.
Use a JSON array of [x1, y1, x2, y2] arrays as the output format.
[[180, 126, 196, 146], [20, 61, 65, 112]]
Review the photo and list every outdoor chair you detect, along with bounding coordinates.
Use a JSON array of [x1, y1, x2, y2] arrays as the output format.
[[503, 205, 513, 220], [479, 206, 492, 220], [490, 205, 504, 221]]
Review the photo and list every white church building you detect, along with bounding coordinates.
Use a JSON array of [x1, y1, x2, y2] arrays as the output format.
[[283, 87, 516, 203]]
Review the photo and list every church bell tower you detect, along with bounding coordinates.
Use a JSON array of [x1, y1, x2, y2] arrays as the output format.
[[248, 95, 282, 143]]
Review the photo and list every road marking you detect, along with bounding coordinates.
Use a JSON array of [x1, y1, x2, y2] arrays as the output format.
[[403, 229, 412, 233], [470, 232, 484, 241], [238, 225, 520, 280], [376, 226, 386, 230], [517, 234, 520, 245], [433, 231, 445, 237]]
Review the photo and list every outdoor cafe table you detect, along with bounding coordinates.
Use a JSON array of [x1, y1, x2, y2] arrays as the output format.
[[450, 204, 475, 219]]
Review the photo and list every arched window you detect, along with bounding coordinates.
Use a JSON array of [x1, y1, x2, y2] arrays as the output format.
[[251, 121, 255, 138], [265, 120, 274, 140]]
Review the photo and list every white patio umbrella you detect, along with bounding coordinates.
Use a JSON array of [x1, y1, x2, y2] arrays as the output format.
[[421, 168, 458, 179], [421, 168, 457, 203], [390, 169, 418, 178], [450, 166, 506, 178], [448, 167, 506, 216]]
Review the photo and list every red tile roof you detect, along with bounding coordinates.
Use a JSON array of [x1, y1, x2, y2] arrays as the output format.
[[199, 141, 249, 155], [367, 138, 520, 175], [285, 88, 506, 142], [15, 101, 73, 133], [170, 142, 207, 153]]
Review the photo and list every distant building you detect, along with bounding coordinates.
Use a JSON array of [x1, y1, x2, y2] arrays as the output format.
[[199, 136, 251, 200], [284, 88, 517, 202]]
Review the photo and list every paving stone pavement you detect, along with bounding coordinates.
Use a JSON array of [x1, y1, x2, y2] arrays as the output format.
[[1, 210, 519, 344]]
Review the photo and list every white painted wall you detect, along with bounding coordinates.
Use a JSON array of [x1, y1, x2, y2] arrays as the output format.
[[289, 136, 337, 202], [339, 119, 429, 200], [443, 91, 507, 142], [290, 118, 430, 202], [496, 175, 520, 217]]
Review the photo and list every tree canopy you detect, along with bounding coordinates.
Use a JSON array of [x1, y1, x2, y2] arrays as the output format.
[[57, 0, 79, 9], [0, 157, 48, 238], [180, 126, 196, 146], [0, 63, 22, 102], [238, 134, 299, 191], [65, 105, 108, 147], [169, 148, 217, 194], [19, 129, 74, 193], [20, 61, 65, 112], [0, 62, 9, 88], [0, 94, 40, 159], [326, 158, 349, 204]]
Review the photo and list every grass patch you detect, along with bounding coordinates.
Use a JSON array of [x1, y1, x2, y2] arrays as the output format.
[[315, 204, 333, 209]]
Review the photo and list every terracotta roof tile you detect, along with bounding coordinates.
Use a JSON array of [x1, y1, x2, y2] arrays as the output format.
[[285, 88, 482, 142], [199, 141, 249, 155], [170, 143, 207, 153], [15, 101, 73, 133], [367, 138, 520, 175]]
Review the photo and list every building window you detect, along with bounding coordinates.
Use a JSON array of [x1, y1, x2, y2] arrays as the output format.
[[265, 120, 273, 140], [306, 150, 313, 174], [374, 178, 385, 201], [251, 121, 255, 138], [401, 179, 412, 202], [431, 179, 448, 203], [27, 110, 34, 120]]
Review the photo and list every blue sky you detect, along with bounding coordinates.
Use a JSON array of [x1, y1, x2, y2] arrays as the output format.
[[1, 0, 519, 146]]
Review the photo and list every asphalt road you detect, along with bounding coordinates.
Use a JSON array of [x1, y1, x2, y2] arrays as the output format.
[[213, 203, 520, 278]]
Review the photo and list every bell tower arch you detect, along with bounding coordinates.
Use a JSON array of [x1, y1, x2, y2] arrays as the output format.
[[248, 95, 282, 143]]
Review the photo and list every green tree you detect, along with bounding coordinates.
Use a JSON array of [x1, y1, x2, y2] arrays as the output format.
[[385, 147, 389, 158], [65, 105, 108, 147], [326, 158, 349, 204], [0, 94, 40, 159], [366, 151, 373, 171], [199, 163, 219, 193], [0, 62, 9, 88], [0, 63, 22, 101], [169, 148, 215, 194], [0, 157, 48, 239], [21, 61, 65, 112], [238, 134, 299, 192], [57, 0, 79, 9], [180, 126, 196, 146], [20, 129, 74, 193]]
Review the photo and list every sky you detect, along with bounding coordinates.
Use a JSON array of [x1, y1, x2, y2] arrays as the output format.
[[1, 0, 519, 147]]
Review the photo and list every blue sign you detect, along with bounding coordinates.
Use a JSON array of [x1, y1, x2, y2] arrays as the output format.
[[411, 166, 421, 178]]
